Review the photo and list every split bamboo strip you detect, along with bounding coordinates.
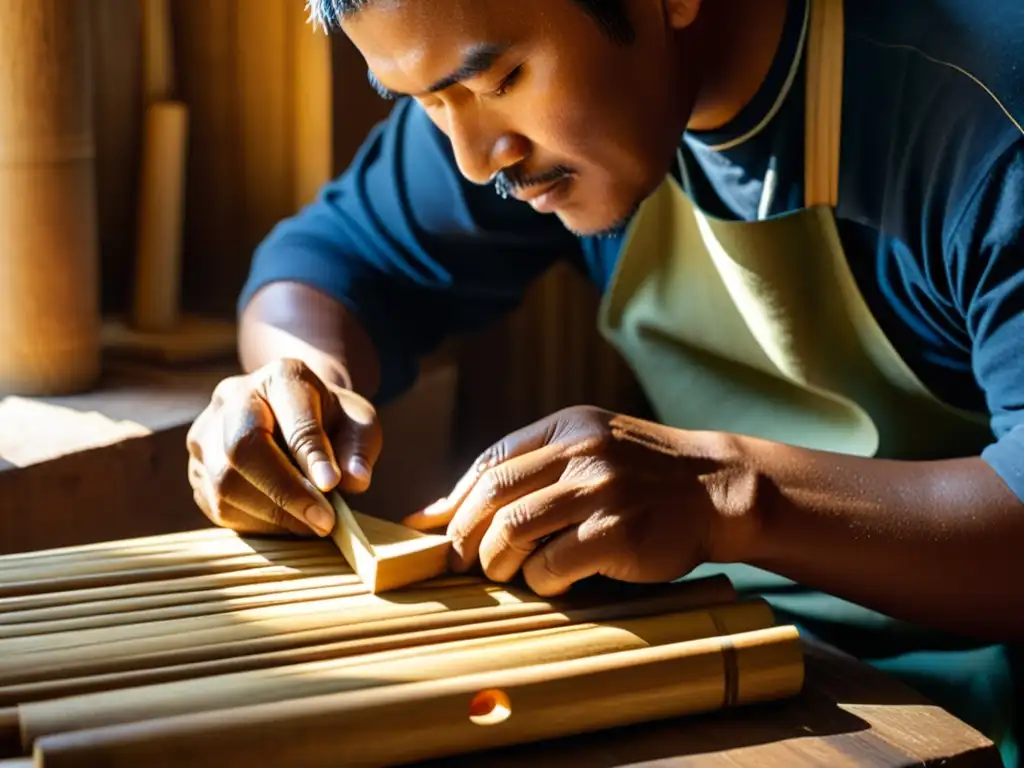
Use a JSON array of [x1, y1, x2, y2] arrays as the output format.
[[30, 627, 804, 768], [0, 584, 749, 706], [0, 578, 479, 656], [19, 600, 775, 747], [0, 554, 343, 599], [0, 576, 735, 688], [0, 573, 365, 628], [0, 528, 253, 565], [0, 563, 349, 616]]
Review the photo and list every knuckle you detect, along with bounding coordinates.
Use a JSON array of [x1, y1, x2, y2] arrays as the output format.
[[208, 464, 237, 500], [285, 416, 326, 457], [222, 425, 262, 469], [267, 357, 314, 386]]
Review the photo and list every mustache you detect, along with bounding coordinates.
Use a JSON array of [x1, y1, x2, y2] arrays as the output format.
[[493, 164, 574, 199]]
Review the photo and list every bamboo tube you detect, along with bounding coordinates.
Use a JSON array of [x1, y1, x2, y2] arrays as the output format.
[[0, 554, 344, 599], [0, 577, 479, 656], [0, 563, 350, 616], [31, 627, 804, 768], [1, 587, 755, 706], [0, 0, 100, 396], [0, 580, 372, 637], [0, 573, 364, 627], [19, 600, 775, 746], [0, 528, 250, 565], [0, 577, 736, 688], [131, 100, 188, 332], [0, 537, 338, 582]]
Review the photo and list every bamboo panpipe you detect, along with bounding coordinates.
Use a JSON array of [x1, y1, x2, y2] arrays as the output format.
[[0, 577, 735, 687], [18, 599, 776, 746], [0, 0, 100, 396], [0, 585, 745, 706], [30, 627, 804, 768]]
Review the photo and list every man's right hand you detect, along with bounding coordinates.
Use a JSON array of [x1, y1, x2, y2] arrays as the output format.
[[186, 358, 382, 537]]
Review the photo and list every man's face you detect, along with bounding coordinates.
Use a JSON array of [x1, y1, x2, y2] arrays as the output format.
[[343, 0, 705, 236]]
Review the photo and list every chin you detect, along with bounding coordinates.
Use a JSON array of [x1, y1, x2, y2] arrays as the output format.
[[556, 192, 646, 239]]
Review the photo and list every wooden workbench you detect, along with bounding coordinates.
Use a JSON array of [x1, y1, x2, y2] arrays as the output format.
[[435, 637, 1001, 767]]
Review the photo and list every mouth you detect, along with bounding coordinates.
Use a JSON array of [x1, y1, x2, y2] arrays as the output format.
[[511, 176, 572, 213]]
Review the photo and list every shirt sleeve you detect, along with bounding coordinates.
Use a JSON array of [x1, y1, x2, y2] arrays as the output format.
[[237, 97, 583, 405], [945, 140, 1024, 500]]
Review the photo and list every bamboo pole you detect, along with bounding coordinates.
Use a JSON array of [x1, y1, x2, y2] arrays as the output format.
[[30, 627, 804, 768], [1, 589, 756, 707], [0, 0, 100, 396], [0, 577, 736, 688], [19, 601, 776, 747]]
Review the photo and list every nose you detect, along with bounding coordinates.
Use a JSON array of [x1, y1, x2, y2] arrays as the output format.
[[446, 106, 528, 185]]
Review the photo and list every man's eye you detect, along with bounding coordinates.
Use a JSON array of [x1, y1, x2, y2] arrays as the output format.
[[492, 65, 524, 97]]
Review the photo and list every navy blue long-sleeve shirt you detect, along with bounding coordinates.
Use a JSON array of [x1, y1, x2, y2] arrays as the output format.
[[239, 0, 1024, 502]]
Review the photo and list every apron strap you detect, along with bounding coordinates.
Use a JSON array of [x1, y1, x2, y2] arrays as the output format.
[[804, 0, 844, 207]]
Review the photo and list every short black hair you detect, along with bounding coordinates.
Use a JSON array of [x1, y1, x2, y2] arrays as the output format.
[[306, 0, 635, 44]]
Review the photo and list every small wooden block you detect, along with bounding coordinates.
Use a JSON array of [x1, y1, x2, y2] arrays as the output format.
[[328, 492, 451, 594]]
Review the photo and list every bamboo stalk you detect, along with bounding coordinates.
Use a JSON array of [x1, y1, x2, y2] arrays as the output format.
[[0, 577, 735, 688], [0, 578, 479, 656], [30, 627, 804, 768], [0, 564, 350, 616], [0, 555, 343, 599], [1, 588, 756, 706], [19, 600, 775, 747], [0, 573, 364, 627]]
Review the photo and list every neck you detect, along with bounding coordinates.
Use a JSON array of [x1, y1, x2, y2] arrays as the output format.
[[685, 0, 790, 132]]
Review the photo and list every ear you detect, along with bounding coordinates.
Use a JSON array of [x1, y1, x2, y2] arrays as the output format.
[[663, 0, 702, 29]]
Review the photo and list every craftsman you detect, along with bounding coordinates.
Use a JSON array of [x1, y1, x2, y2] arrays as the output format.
[[185, 0, 1024, 761]]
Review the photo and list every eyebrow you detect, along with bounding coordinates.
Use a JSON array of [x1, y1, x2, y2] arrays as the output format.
[[367, 43, 507, 100]]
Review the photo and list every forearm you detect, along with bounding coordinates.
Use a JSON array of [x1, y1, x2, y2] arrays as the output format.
[[716, 434, 1024, 641], [239, 281, 381, 399]]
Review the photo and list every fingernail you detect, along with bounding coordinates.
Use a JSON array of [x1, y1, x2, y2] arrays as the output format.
[[310, 459, 340, 491], [420, 496, 450, 517], [347, 455, 372, 481], [304, 505, 335, 536]]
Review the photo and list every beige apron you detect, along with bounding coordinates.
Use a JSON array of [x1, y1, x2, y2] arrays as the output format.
[[596, 0, 1016, 758]]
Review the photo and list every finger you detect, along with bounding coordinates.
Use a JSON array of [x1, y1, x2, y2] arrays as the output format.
[[403, 416, 559, 531], [445, 444, 569, 573], [221, 391, 338, 536], [262, 365, 341, 493], [192, 487, 299, 537], [522, 513, 623, 597], [478, 480, 603, 583], [329, 394, 382, 494]]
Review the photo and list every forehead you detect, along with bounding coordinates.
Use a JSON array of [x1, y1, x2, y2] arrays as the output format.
[[342, 0, 558, 78]]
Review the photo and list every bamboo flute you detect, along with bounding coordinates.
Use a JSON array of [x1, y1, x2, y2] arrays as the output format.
[[30, 627, 805, 768], [18, 600, 775, 747], [0, 589, 756, 707], [0, 564, 352, 616], [0, 576, 736, 688]]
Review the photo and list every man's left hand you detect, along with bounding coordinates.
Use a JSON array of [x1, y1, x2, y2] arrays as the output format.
[[403, 406, 755, 596]]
